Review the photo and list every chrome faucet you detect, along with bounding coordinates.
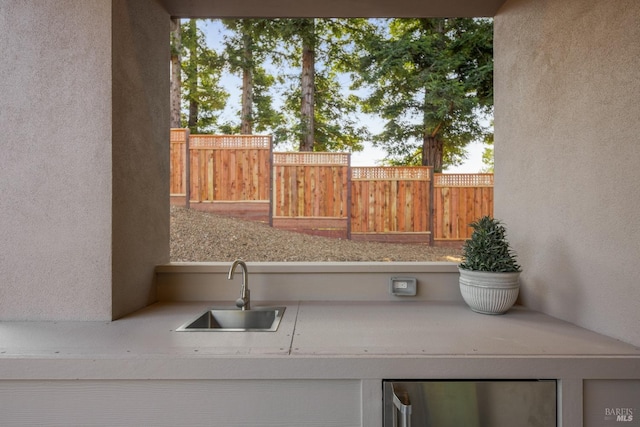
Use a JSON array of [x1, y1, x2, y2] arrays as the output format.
[[228, 259, 250, 310]]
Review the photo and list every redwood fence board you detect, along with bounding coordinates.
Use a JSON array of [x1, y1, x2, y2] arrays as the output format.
[[169, 128, 188, 196], [432, 173, 494, 243], [169, 133, 272, 222], [188, 135, 271, 203], [350, 167, 431, 242], [271, 217, 349, 240], [272, 153, 350, 220]]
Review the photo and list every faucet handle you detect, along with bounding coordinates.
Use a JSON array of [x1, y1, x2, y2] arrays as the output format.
[[235, 289, 250, 310]]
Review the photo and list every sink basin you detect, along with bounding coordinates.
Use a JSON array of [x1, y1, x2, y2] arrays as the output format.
[[176, 307, 285, 332]]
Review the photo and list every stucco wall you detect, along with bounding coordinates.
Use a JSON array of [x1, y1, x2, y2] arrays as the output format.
[[111, 0, 170, 319], [0, 0, 170, 320], [494, 0, 640, 346], [0, 1, 113, 320]]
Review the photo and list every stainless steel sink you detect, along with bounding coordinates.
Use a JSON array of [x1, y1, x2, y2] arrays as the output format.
[[176, 306, 285, 332]]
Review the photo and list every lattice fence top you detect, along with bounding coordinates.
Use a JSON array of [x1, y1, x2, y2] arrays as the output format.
[[273, 152, 350, 166], [170, 128, 188, 142], [190, 134, 271, 149], [352, 166, 431, 181], [434, 173, 494, 187]]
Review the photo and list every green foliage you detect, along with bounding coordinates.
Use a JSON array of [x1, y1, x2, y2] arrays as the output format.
[[278, 67, 369, 151], [250, 68, 283, 133], [351, 18, 493, 170], [459, 216, 521, 272], [270, 18, 373, 151], [172, 18, 493, 163], [221, 19, 283, 133], [480, 125, 494, 172], [481, 145, 494, 172], [179, 19, 229, 133]]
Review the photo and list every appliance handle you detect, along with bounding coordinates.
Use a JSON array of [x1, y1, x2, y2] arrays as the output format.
[[391, 383, 412, 427]]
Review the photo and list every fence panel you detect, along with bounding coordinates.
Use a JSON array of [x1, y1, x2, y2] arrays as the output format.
[[169, 128, 188, 197], [188, 135, 271, 202], [171, 130, 494, 243], [184, 135, 271, 222], [272, 152, 350, 238], [433, 173, 494, 244], [351, 167, 431, 243]]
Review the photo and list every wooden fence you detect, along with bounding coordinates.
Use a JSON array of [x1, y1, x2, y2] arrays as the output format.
[[351, 167, 431, 243], [170, 129, 188, 199], [170, 130, 272, 222], [169, 130, 493, 245], [272, 152, 350, 238], [432, 173, 494, 244]]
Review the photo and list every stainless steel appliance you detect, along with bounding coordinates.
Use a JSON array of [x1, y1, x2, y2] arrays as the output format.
[[383, 380, 556, 427]]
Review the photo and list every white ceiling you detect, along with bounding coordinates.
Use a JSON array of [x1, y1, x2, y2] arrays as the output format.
[[160, 0, 507, 18]]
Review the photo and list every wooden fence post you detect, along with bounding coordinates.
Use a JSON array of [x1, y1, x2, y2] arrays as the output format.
[[346, 153, 352, 240], [428, 166, 434, 246], [185, 128, 190, 209], [269, 145, 274, 228]]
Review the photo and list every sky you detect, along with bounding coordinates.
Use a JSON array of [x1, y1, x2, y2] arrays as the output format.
[[199, 20, 490, 173], [350, 139, 486, 172]]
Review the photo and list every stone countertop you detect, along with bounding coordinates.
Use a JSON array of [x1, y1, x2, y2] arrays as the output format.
[[0, 301, 638, 380]]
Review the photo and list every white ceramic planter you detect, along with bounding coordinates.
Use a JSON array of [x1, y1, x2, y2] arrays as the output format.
[[458, 268, 521, 315]]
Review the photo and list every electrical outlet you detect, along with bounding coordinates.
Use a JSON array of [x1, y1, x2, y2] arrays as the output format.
[[389, 277, 417, 296]]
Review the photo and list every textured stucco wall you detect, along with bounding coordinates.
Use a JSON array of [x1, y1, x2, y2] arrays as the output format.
[[111, 0, 170, 319], [495, 0, 640, 346], [0, 0, 169, 320], [0, 1, 113, 320]]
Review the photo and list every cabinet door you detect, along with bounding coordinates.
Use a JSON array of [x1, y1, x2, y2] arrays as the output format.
[[0, 379, 362, 427]]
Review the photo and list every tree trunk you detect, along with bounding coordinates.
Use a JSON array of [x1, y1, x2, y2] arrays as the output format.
[[187, 19, 199, 133], [299, 20, 315, 152], [188, 100, 198, 131], [240, 30, 253, 135], [422, 134, 443, 173], [170, 18, 182, 128]]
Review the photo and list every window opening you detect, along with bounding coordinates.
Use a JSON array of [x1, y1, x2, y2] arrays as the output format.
[[169, 18, 494, 262]]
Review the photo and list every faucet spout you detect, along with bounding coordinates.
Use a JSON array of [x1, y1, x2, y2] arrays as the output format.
[[227, 259, 250, 310]]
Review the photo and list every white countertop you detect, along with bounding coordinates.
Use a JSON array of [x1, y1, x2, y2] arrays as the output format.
[[0, 301, 638, 380]]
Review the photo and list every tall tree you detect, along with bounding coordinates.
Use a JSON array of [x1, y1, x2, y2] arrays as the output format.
[[169, 18, 182, 128], [239, 29, 254, 134], [222, 19, 281, 135], [180, 19, 228, 134], [299, 19, 316, 151], [353, 18, 493, 172], [275, 18, 371, 152]]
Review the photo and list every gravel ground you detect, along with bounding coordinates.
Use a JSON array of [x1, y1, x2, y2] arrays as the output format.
[[170, 205, 462, 262]]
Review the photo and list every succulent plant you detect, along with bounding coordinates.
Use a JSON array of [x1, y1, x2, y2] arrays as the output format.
[[459, 216, 521, 273]]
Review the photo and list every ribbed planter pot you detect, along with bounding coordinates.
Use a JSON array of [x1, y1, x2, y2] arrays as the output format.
[[458, 268, 521, 315]]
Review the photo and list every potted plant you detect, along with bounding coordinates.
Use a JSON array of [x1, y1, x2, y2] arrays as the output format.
[[458, 216, 522, 314]]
